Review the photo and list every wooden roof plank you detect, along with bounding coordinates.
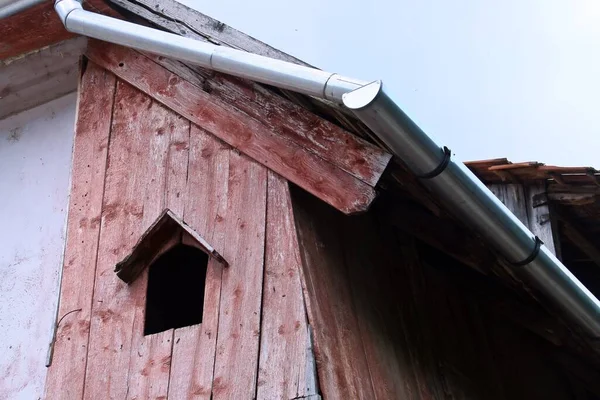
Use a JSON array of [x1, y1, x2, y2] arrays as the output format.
[[144, 52, 391, 187], [86, 41, 378, 214]]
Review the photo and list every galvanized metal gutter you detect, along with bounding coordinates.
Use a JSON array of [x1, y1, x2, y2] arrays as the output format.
[[51, 0, 600, 337], [0, 0, 44, 19]]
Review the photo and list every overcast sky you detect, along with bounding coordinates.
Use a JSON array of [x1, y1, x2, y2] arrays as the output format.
[[179, 0, 599, 167]]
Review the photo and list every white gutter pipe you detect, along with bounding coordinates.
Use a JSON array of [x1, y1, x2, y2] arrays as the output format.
[[53, 0, 600, 338], [0, 0, 44, 19]]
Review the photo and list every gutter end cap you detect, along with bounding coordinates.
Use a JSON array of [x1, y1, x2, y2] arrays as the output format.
[[342, 80, 382, 110]]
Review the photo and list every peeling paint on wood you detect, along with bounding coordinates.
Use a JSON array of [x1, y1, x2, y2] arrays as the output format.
[[86, 41, 378, 214], [44, 62, 116, 400]]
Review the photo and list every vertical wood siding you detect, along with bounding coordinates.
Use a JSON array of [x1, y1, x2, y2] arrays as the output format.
[[44, 63, 116, 400], [46, 64, 313, 400]]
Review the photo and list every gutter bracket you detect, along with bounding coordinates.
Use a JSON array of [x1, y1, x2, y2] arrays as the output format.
[[511, 236, 543, 267], [416, 146, 452, 179]]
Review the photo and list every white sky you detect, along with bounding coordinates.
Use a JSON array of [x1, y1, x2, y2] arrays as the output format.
[[179, 0, 599, 167]]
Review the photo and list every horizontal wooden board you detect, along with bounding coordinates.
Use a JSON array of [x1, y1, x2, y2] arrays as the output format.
[[146, 53, 391, 187], [0, 0, 117, 61], [86, 40, 378, 214]]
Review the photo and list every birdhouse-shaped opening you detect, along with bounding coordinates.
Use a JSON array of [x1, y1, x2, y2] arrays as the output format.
[[114, 209, 227, 335]]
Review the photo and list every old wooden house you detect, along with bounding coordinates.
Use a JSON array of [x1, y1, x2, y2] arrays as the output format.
[[2, 0, 600, 399]]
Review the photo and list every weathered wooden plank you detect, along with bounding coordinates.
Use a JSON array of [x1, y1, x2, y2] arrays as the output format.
[[124, 103, 187, 400], [212, 151, 267, 400], [168, 125, 230, 400], [342, 214, 414, 400], [86, 41, 377, 214], [256, 171, 310, 400], [291, 187, 376, 400], [525, 183, 558, 256], [108, 0, 308, 65], [0, 1, 74, 61], [44, 61, 115, 400], [83, 81, 169, 399], [0, 37, 87, 119], [0, 0, 115, 61], [147, 53, 391, 187]]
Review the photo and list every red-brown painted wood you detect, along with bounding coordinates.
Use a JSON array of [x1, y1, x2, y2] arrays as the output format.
[[147, 54, 391, 187], [256, 171, 310, 399], [211, 151, 267, 400], [83, 81, 171, 399], [168, 125, 230, 400], [124, 105, 188, 400], [0, 0, 118, 61], [86, 41, 377, 214], [44, 62, 116, 400]]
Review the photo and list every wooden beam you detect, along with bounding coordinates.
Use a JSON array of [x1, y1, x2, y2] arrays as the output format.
[[0, 1, 74, 61], [0, 0, 116, 61], [109, 0, 308, 66], [86, 41, 384, 214], [146, 53, 391, 187]]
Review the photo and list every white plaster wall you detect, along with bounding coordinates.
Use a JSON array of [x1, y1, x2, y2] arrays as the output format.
[[0, 93, 76, 400]]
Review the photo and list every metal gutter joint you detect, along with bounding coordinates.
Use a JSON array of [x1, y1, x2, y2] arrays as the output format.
[[54, 0, 79, 25]]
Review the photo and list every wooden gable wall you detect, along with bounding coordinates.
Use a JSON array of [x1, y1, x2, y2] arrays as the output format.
[[45, 60, 319, 399]]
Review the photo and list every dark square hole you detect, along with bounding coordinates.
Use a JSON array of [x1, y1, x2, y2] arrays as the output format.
[[144, 244, 208, 335]]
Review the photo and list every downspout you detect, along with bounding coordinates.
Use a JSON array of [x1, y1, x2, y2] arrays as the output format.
[[53, 0, 600, 338]]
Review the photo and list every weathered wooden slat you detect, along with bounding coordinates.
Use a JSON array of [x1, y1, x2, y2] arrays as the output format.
[[124, 102, 187, 400], [86, 41, 377, 214], [83, 81, 169, 399], [212, 151, 267, 399], [0, 0, 117, 61], [108, 0, 308, 65], [291, 188, 376, 400], [44, 61, 115, 400], [342, 214, 415, 400], [147, 53, 391, 187], [0, 1, 74, 61], [256, 171, 310, 400], [168, 125, 230, 400], [525, 183, 558, 256]]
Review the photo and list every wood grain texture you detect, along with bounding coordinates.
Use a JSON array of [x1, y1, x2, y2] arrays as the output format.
[[86, 41, 378, 214], [168, 125, 230, 400], [83, 81, 171, 399], [124, 104, 188, 400], [291, 188, 376, 400], [256, 171, 310, 400], [0, 0, 117, 61], [108, 0, 308, 65], [147, 53, 391, 187], [525, 183, 558, 256], [44, 61, 116, 400], [0, 1, 74, 61], [211, 151, 267, 400]]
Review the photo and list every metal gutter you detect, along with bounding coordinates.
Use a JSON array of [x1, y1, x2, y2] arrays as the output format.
[[52, 0, 600, 337], [0, 0, 44, 19]]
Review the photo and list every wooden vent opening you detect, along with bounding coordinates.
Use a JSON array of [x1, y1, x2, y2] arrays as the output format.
[[113, 209, 228, 336], [144, 244, 208, 335]]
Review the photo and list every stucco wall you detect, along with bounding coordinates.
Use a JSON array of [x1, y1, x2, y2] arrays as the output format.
[[0, 93, 76, 399]]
